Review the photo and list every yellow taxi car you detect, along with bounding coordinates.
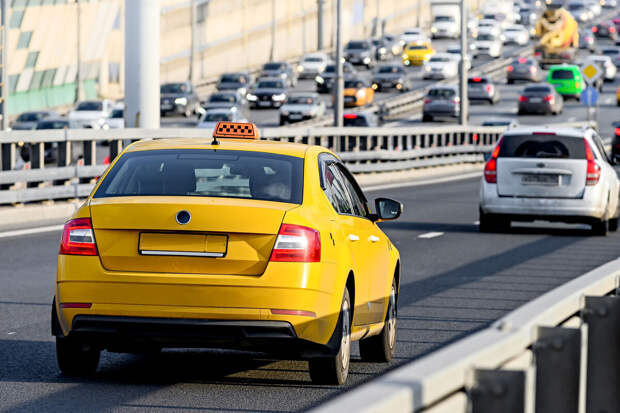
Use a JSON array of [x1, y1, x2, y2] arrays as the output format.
[[52, 122, 402, 385], [402, 41, 435, 66], [343, 79, 375, 107]]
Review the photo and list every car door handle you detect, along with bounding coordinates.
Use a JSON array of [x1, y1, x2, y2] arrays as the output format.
[[348, 234, 360, 242], [368, 235, 380, 243]]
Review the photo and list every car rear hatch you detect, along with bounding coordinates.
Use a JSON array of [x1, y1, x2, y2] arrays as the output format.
[[89, 148, 304, 275], [496, 134, 587, 199]]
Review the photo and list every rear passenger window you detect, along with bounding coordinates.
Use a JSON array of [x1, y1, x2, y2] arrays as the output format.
[[498, 135, 586, 159], [323, 163, 353, 214]]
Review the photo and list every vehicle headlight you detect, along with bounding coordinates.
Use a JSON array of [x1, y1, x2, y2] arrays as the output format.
[[280, 73, 287, 79], [272, 93, 286, 101], [392, 46, 400, 54], [379, 47, 386, 54], [281, 110, 289, 116], [431, 27, 438, 33], [315, 75, 324, 84], [297, 65, 304, 72], [402, 53, 408, 59], [363, 57, 371, 64], [580, 13, 587, 20], [174, 97, 187, 105], [247, 93, 258, 101]]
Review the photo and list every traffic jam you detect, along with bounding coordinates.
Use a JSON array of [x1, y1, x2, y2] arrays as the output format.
[[21, 0, 620, 388]]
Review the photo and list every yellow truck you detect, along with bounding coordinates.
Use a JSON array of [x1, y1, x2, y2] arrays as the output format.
[[535, 3, 579, 67]]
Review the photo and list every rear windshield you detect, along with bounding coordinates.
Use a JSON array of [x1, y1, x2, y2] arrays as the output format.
[[303, 57, 323, 62], [551, 69, 576, 80], [343, 116, 369, 126], [257, 80, 284, 89], [203, 112, 233, 122], [76, 101, 103, 111], [602, 49, 620, 56], [345, 80, 365, 88], [428, 88, 456, 98], [94, 150, 304, 204], [434, 16, 454, 22], [287, 96, 316, 104], [477, 34, 496, 41], [407, 44, 428, 50], [377, 66, 403, 74], [523, 86, 553, 94], [110, 109, 123, 118], [209, 93, 236, 103], [36, 121, 68, 129], [346, 41, 369, 49], [498, 135, 586, 159], [430, 56, 451, 62], [220, 74, 246, 83], [264, 63, 285, 71]]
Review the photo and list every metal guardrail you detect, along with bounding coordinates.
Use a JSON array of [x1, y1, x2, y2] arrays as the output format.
[[0, 125, 504, 205], [311, 257, 620, 413]]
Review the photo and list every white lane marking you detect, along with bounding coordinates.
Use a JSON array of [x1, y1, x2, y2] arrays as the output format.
[[363, 171, 482, 192], [418, 232, 444, 239], [7, 332, 16, 335], [0, 225, 64, 239]]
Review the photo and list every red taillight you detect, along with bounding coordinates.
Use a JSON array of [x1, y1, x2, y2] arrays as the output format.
[[575, 81, 580, 89], [585, 140, 601, 186], [424, 98, 432, 104], [344, 113, 357, 119], [592, 26, 598, 32], [485, 84, 493, 93], [61, 303, 92, 309], [543, 95, 554, 102], [452, 97, 461, 104], [615, 127, 620, 136], [484, 138, 503, 184], [270, 224, 320, 262], [519, 95, 528, 102], [507, 65, 514, 72], [518, 58, 527, 63], [534, 51, 541, 57], [472, 77, 482, 82], [59, 218, 98, 256], [611, 27, 617, 33]]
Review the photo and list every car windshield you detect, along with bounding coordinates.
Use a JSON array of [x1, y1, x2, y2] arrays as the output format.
[[36, 121, 67, 129], [343, 115, 369, 126], [94, 149, 304, 204], [407, 44, 428, 50], [17, 112, 43, 122], [568, 3, 585, 10], [346, 41, 368, 49], [551, 69, 576, 80], [505, 27, 522, 32], [287, 96, 316, 105], [428, 88, 456, 98], [161, 83, 188, 94], [203, 112, 233, 122], [434, 16, 454, 22], [303, 57, 323, 62], [498, 136, 586, 159], [76, 102, 103, 111], [404, 30, 421, 35], [257, 80, 284, 89], [110, 109, 123, 118], [209, 93, 236, 103], [602, 49, 620, 56], [430, 56, 450, 62], [220, 74, 245, 83], [482, 121, 511, 126], [378, 66, 403, 74], [477, 34, 496, 41], [523, 86, 553, 94], [344, 80, 365, 88], [264, 63, 285, 70], [324, 65, 336, 73]]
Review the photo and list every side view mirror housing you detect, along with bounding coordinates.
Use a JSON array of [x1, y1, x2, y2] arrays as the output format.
[[371, 197, 403, 222]]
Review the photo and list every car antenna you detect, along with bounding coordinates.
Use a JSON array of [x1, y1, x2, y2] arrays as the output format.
[[211, 135, 220, 145]]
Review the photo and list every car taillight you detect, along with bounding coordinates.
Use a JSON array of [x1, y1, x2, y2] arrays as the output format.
[[611, 27, 617, 33], [543, 95, 554, 102], [534, 51, 541, 57], [270, 224, 320, 262], [575, 81, 580, 89], [585, 140, 601, 186], [484, 137, 503, 184], [518, 58, 527, 63], [452, 97, 461, 104], [529, 65, 536, 73], [593, 26, 599, 32], [519, 96, 528, 102], [424, 98, 432, 104], [615, 127, 620, 136], [59, 218, 98, 256], [485, 85, 493, 93], [507, 65, 514, 72]]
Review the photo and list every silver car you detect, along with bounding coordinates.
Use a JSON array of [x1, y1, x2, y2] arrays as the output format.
[[480, 127, 620, 235], [279, 93, 326, 125]]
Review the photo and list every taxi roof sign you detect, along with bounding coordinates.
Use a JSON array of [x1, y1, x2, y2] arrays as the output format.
[[212, 122, 259, 140]]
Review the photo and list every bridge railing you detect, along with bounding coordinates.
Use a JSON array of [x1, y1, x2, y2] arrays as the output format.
[[0, 125, 505, 205], [310, 258, 620, 413]]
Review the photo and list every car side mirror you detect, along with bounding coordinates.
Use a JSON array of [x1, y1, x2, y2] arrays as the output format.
[[372, 198, 403, 222]]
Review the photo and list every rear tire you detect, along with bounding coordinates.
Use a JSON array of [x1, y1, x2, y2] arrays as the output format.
[[56, 336, 100, 376], [308, 288, 351, 385], [609, 217, 618, 232], [480, 210, 510, 233], [592, 219, 609, 236], [359, 279, 397, 362], [422, 114, 432, 122]]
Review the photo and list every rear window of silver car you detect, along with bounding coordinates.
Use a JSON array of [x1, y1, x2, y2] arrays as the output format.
[[498, 136, 586, 159]]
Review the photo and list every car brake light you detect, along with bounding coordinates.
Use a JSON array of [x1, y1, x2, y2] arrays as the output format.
[[592, 26, 598, 32], [615, 127, 620, 136], [472, 77, 482, 82], [575, 81, 580, 89], [485, 84, 493, 93], [585, 140, 601, 186], [344, 113, 357, 119], [518, 58, 527, 63], [611, 27, 617, 33], [424, 98, 432, 104], [484, 137, 503, 184], [519, 96, 528, 102], [534, 51, 541, 57], [270, 224, 320, 262], [59, 218, 98, 256], [507, 65, 514, 72], [452, 97, 460, 104], [543, 95, 554, 102]]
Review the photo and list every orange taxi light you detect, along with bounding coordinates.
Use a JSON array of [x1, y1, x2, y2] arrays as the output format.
[[213, 121, 259, 139]]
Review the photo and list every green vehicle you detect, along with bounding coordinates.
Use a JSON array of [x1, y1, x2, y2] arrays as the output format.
[[547, 65, 585, 99]]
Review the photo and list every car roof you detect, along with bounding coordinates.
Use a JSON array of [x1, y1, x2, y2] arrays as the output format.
[[548, 64, 580, 71], [502, 126, 590, 138], [124, 138, 315, 158]]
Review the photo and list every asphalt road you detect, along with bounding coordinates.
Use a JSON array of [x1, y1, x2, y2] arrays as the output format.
[[2, 176, 620, 412]]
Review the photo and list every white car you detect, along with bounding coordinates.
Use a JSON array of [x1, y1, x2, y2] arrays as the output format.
[[297, 53, 330, 80], [197, 107, 248, 131], [474, 19, 503, 38], [400, 28, 428, 46], [479, 126, 620, 235], [473, 29, 503, 58], [446, 47, 472, 70], [279, 92, 326, 125], [583, 56, 617, 81], [423, 53, 459, 80], [503, 24, 529, 45], [68, 100, 114, 129]]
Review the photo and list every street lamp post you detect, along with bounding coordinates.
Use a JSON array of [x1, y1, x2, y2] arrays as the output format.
[[333, 0, 343, 129], [459, 0, 468, 125], [75, 0, 82, 103]]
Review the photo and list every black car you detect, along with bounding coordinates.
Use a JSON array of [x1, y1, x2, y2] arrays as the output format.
[[259, 62, 297, 87], [160, 82, 200, 117], [579, 29, 596, 51], [344, 40, 376, 68], [315, 62, 357, 93], [247, 78, 288, 109], [381, 33, 403, 56], [20, 119, 69, 164], [507, 57, 543, 83], [201, 91, 248, 116], [517, 84, 564, 115], [216, 72, 251, 96], [371, 65, 411, 92], [593, 21, 618, 40], [371, 38, 391, 61], [343, 112, 379, 127], [11, 111, 57, 130]]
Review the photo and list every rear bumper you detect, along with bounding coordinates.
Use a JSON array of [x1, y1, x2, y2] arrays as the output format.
[[518, 102, 553, 113]]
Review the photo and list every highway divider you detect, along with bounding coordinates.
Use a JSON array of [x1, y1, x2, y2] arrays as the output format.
[[310, 257, 620, 413]]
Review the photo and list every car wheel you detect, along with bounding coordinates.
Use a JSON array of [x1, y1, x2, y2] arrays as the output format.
[[479, 210, 510, 233], [56, 336, 100, 376], [422, 114, 432, 122], [308, 288, 351, 385], [280, 118, 287, 126], [359, 278, 397, 362], [488, 98, 494, 105], [609, 217, 618, 232], [507, 79, 514, 85], [592, 219, 609, 236]]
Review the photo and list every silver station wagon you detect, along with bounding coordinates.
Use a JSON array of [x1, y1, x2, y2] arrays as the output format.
[[479, 127, 620, 235]]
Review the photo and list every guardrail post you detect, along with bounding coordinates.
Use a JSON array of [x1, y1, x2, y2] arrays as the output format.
[[55, 139, 71, 186], [583, 295, 620, 412], [470, 369, 525, 413], [109, 139, 123, 164], [0, 142, 14, 190], [80, 140, 96, 184], [26, 143, 44, 188], [533, 327, 583, 413]]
